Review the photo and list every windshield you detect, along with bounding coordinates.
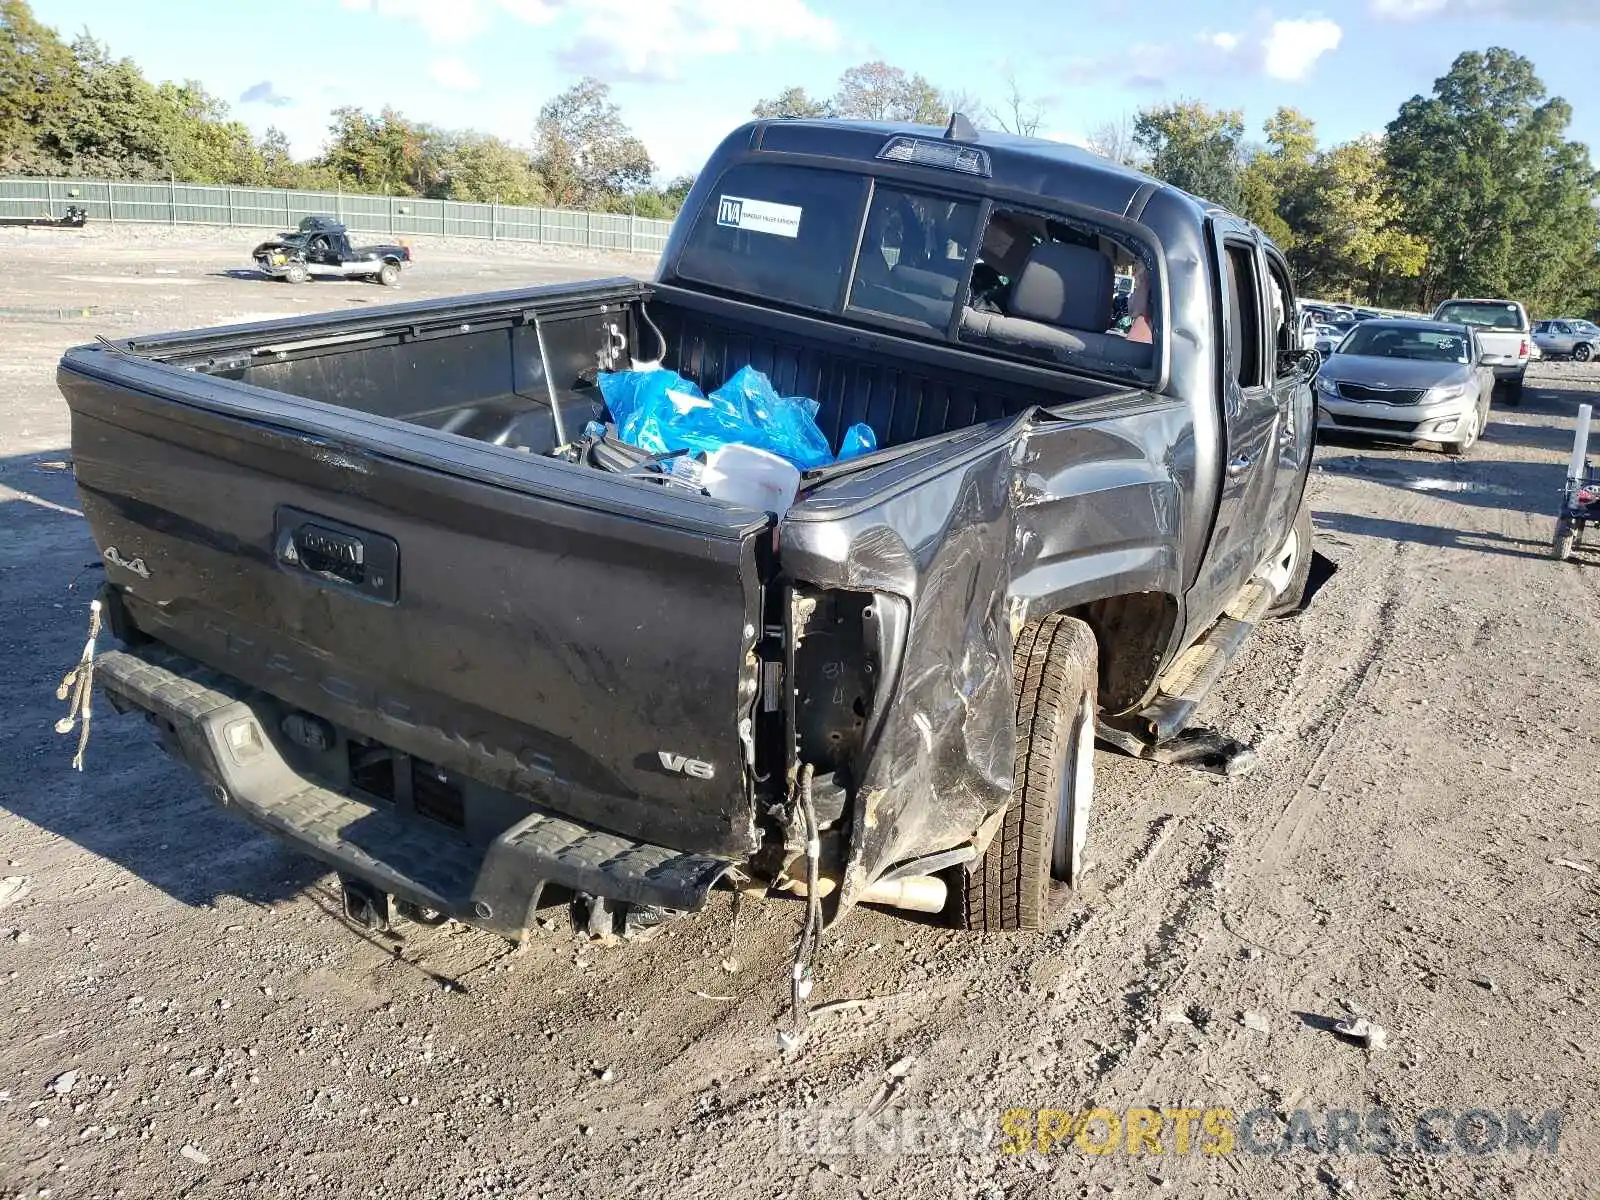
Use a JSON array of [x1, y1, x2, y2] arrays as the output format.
[[1434, 301, 1525, 331], [1339, 324, 1471, 364]]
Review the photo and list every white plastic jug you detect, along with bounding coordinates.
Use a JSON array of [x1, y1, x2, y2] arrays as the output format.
[[702, 443, 802, 515]]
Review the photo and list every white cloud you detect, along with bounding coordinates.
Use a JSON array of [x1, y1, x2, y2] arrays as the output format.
[[496, 0, 560, 20], [1062, 14, 1343, 89], [427, 56, 481, 91], [1369, 0, 1446, 13], [1370, 0, 1600, 19], [340, 0, 836, 69], [1262, 17, 1343, 81], [553, 0, 839, 81], [339, 0, 559, 43]]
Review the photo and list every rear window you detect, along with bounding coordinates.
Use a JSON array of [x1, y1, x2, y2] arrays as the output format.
[[675, 164, 866, 313], [848, 187, 979, 331], [674, 161, 1158, 384], [1434, 301, 1526, 331]]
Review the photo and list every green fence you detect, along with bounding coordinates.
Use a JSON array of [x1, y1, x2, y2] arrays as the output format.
[[0, 177, 673, 256]]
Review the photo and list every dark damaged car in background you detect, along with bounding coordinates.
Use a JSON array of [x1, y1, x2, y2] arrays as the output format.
[[252, 215, 411, 286], [57, 114, 1328, 952]]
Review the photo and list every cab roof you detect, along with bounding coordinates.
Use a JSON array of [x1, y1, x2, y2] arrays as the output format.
[[741, 116, 1239, 228]]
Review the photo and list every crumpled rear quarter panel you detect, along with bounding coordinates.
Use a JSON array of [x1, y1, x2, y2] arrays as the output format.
[[784, 396, 1190, 891]]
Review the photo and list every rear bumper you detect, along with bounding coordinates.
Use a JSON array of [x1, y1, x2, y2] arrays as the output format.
[[95, 642, 734, 939]]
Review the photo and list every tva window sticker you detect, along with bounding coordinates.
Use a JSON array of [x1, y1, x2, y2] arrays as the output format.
[[716, 195, 803, 239]]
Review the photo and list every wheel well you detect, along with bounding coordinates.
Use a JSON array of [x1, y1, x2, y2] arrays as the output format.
[[1057, 591, 1180, 715]]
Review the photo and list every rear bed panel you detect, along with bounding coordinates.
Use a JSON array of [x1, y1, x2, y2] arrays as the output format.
[[61, 359, 768, 858], [653, 290, 1066, 452]]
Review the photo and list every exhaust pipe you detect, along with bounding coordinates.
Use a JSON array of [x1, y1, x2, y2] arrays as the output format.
[[775, 873, 948, 914], [861, 875, 947, 914]]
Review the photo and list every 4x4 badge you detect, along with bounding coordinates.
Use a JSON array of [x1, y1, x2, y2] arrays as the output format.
[[103, 546, 150, 579]]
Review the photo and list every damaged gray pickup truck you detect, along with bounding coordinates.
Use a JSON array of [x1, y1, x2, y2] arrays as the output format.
[[59, 116, 1323, 941]]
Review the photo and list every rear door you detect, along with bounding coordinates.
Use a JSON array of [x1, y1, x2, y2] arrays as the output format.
[[1191, 221, 1280, 621], [1264, 248, 1315, 533]]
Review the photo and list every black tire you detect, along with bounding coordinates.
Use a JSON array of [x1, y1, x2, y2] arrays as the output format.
[[959, 614, 1098, 932], [1553, 517, 1576, 561], [1266, 501, 1315, 617], [284, 262, 309, 285], [1575, 343, 1594, 363], [378, 262, 401, 287], [1499, 373, 1523, 405]]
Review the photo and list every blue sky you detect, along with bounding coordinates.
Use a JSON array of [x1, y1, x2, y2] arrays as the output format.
[[32, 0, 1600, 178]]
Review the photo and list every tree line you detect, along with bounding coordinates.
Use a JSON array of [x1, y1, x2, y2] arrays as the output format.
[[3, 0, 1595, 316], [754, 50, 1600, 318], [1107, 50, 1599, 316], [0, 0, 690, 217]]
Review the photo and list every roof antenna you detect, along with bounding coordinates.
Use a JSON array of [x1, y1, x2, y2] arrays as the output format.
[[943, 111, 978, 142]]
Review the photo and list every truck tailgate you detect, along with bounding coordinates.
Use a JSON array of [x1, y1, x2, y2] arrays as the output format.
[[59, 350, 769, 858]]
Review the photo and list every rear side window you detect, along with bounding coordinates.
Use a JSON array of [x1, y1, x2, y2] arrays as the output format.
[[1435, 301, 1527, 331], [676, 164, 866, 313], [848, 188, 979, 331], [1222, 243, 1264, 388], [955, 204, 1158, 381]]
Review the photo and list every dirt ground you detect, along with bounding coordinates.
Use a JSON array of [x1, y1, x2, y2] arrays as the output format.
[[1, 227, 1597, 1200]]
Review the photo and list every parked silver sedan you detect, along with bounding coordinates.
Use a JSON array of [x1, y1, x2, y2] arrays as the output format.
[[1315, 319, 1495, 456]]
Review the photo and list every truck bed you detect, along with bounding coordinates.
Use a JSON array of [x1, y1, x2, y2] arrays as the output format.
[[59, 280, 1146, 927], [162, 280, 1109, 461]]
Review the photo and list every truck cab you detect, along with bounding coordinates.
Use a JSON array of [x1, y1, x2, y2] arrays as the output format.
[[297, 216, 355, 265]]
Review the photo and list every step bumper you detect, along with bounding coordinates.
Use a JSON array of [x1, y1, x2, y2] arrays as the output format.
[[94, 644, 735, 938]]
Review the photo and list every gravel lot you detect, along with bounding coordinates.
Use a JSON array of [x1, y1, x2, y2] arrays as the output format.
[[1, 227, 1598, 1200]]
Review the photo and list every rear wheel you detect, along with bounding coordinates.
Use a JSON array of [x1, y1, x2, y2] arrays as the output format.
[[959, 615, 1098, 932], [377, 262, 401, 287], [1265, 501, 1315, 617], [284, 262, 309, 285], [1499, 372, 1524, 405], [1575, 343, 1594, 363]]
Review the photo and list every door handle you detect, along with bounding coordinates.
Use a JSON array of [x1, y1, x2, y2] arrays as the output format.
[[1227, 454, 1255, 477], [273, 507, 400, 604]]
